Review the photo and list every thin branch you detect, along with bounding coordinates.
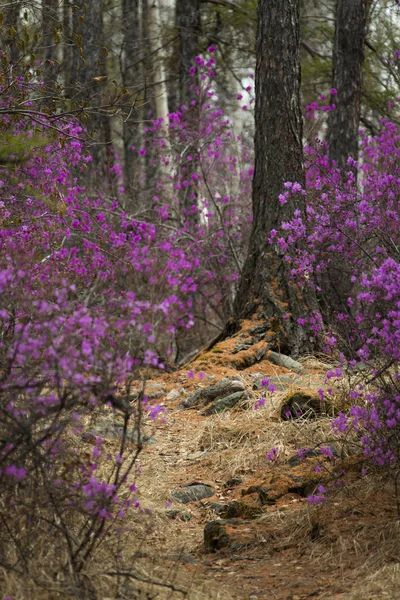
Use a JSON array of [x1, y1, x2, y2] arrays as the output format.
[[106, 571, 187, 595]]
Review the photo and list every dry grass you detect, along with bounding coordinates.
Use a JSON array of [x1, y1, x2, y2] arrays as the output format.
[[193, 394, 342, 480], [346, 564, 400, 599], [2, 352, 399, 600]]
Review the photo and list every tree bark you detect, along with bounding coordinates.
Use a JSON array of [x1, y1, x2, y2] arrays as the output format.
[[41, 0, 59, 100], [146, 0, 169, 120], [2, 1, 20, 66], [176, 0, 201, 108], [122, 0, 141, 186], [174, 0, 202, 227], [233, 0, 319, 357], [327, 0, 370, 170], [70, 0, 110, 177]]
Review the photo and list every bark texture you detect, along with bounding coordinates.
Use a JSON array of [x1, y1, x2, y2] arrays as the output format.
[[146, 0, 169, 120], [176, 0, 201, 108], [122, 0, 141, 186], [70, 0, 110, 176], [233, 0, 319, 357], [323, 0, 371, 322], [327, 0, 370, 169], [2, 1, 20, 65], [175, 0, 201, 225], [41, 0, 58, 98]]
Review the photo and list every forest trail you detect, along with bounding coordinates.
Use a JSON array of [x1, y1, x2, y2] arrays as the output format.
[[98, 332, 400, 600]]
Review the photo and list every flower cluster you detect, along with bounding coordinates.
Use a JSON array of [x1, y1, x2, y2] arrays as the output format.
[[273, 119, 400, 472]]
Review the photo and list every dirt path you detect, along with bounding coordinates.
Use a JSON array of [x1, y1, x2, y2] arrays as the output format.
[[117, 352, 400, 600]]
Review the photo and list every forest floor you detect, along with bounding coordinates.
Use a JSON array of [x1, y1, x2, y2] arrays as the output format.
[[88, 323, 400, 600]]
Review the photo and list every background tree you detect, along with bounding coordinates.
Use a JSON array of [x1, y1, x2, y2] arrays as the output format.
[[233, 0, 319, 356], [176, 0, 201, 108], [122, 0, 141, 187], [327, 0, 372, 169], [69, 0, 112, 176]]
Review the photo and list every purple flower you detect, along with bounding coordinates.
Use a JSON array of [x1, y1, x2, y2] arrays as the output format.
[[254, 397, 265, 410]]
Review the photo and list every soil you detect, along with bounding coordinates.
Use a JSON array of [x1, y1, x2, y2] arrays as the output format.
[[103, 339, 400, 600]]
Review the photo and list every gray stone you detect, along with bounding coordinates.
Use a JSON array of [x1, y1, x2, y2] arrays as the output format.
[[201, 391, 245, 416], [166, 388, 182, 401], [268, 351, 305, 373], [207, 502, 230, 516], [171, 483, 214, 504], [207, 501, 242, 518], [166, 509, 181, 519], [178, 377, 246, 410], [232, 342, 253, 354], [145, 390, 165, 400], [91, 420, 157, 445], [166, 509, 191, 521]]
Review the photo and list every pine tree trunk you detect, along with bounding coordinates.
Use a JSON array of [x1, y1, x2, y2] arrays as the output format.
[[322, 0, 371, 323], [233, 0, 319, 357], [41, 0, 58, 100], [3, 1, 20, 66], [175, 0, 201, 227], [122, 0, 141, 186], [70, 0, 110, 177], [63, 0, 73, 91], [176, 0, 201, 108], [327, 0, 370, 170]]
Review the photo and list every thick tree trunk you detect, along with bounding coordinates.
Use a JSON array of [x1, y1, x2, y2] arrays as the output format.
[[176, 0, 201, 108], [233, 0, 319, 357], [322, 0, 371, 323], [327, 0, 370, 170]]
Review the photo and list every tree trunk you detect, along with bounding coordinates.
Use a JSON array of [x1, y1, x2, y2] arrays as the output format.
[[146, 0, 169, 120], [174, 0, 201, 227], [322, 0, 371, 324], [2, 1, 20, 66], [233, 0, 319, 357], [70, 0, 110, 177], [63, 0, 73, 92], [176, 0, 201, 108], [327, 0, 370, 170], [41, 0, 58, 100], [122, 0, 141, 187]]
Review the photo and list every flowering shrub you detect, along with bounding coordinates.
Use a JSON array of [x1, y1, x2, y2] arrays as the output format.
[[0, 48, 255, 585], [274, 115, 400, 482], [0, 73, 200, 581], [122, 48, 253, 358]]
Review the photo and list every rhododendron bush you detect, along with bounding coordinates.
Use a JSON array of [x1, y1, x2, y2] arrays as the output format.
[[0, 79, 196, 578], [1, 43, 400, 584], [276, 116, 400, 481], [0, 55, 253, 582], [126, 51, 253, 352]]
